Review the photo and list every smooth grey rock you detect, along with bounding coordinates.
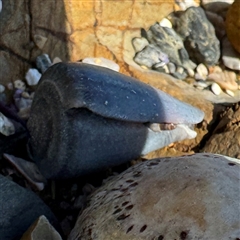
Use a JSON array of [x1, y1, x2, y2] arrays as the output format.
[[222, 36, 240, 71], [36, 54, 52, 74], [27, 62, 204, 179], [173, 7, 220, 65], [132, 37, 149, 53], [146, 23, 196, 71], [134, 44, 169, 68], [69, 153, 240, 240], [0, 175, 58, 240]]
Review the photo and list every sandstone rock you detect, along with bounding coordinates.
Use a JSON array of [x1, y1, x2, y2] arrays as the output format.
[[69, 153, 240, 240], [202, 103, 240, 159], [207, 70, 238, 90], [226, 0, 240, 54]]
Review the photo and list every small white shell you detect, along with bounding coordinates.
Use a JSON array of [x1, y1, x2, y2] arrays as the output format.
[[159, 18, 172, 28], [0, 113, 15, 136], [14, 80, 26, 90], [52, 57, 62, 65], [211, 82, 222, 95], [82, 57, 120, 72], [0, 84, 5, 93], [25, 68, 42, 86], [225, 89, 234, 97]]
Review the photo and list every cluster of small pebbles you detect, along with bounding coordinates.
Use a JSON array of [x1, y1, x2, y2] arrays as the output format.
[[132, 5, 240, 97], [0, 54, 62, 136]]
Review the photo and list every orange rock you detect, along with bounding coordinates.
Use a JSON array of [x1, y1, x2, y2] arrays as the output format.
[[226, 0, 240, 54]]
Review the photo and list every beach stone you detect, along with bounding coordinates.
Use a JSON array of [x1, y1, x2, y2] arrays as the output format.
[[211, 82, 222, 95], [222, 36, 240, 71], [207, 70, 238, 90], [0, 84, 5, 93], [134, 44, 169, 69], [0, 175, 58, 240], [202, 103, 240, 159], [132, 37, 149, 53], [146, 23, 196, 71], [21, 215, 62, 240], [226, 0, 240, 54], [172, 7, 220, 65], [25, 69, 42, 86], [0, 112, 15, 136], [205, 11, 225, 40], [196, 63, 208, 80], [36, 54, 52, 74], [69, 153, 240, 240]]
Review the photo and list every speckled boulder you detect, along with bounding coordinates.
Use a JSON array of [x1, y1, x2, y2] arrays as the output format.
[[172, 7, 220, 65], [69, 153, 240, 240], [226, 0, 240, 54]]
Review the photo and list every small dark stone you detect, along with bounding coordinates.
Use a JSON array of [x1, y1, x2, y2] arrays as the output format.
[[36, 54, 52, 73]]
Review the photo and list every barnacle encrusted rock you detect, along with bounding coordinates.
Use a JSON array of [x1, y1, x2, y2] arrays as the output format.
[[69, 153, 240, 240]]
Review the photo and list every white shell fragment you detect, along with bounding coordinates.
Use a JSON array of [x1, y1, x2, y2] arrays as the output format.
[[25, 68, 42, 86], [196, 63, 208, 80], [82, 57, 120, 72], [69, 154, 240, 240], [14, 80, 26, 90], [211, 82, 222, 95], [159, 18, 172, 28], [52, 57, 62, 65], [0, 113, 15, 136], [0, 84, 5, 93], [225, 89, 235, 97]]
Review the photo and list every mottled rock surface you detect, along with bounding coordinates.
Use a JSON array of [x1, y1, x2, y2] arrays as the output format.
[[146, 23, 196, 71], [202, 103, 240, 159], [172, 7, 220, 65], [69, 153, 240, 240], [0, 175, 58, 240], [226, 0, 240, 54]]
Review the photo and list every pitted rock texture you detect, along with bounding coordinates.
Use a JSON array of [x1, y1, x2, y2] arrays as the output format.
[[202, 103, 240, 159], [69, 153, 240, 240], [172, 7, 220, 65], [146, 23, 196, 71], [226, 0, 240, 54]]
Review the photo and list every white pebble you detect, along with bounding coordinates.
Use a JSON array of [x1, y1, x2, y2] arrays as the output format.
[[211, 82, 222, 95], [25, 68, 42, 86], [159, 18, 172, 28], [82, 57, 120, 72], [52, 57, 62, 64], [0, 113, 15, 136], [21, 91, 30, 99], [196, 63, 208, 80], [0, 84, 5, 93], [225, 89, 234, 97], [132, 37, 149, 52], [14, 79, 26, 90]]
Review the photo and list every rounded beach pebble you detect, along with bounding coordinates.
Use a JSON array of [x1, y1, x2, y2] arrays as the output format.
[[69, 153, 240, 240]]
